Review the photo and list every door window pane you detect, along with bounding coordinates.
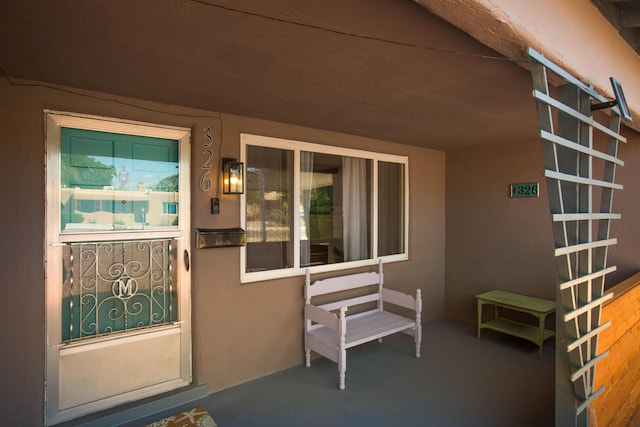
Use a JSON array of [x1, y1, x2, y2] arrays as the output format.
[[60, 128, 179, 232], [245, 146, 294, 272]]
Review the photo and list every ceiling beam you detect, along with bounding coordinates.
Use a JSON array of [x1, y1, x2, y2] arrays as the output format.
[[416, 0, 640, 133], [621, 8, 640, 27]]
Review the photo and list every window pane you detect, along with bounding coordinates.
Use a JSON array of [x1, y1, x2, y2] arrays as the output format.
[[246, 146, 294, 272], [300, 152, 371, 266], [378, 161, 405, 256], [60, 128, 179, 232]]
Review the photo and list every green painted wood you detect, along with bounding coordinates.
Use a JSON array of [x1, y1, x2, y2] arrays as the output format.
[[476, 290, 556, 359], [483, 318, 555, 342], [476, 290, 555, 314]]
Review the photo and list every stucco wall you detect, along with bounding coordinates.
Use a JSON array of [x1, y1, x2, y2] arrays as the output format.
[[608, 130, 640, 284], [0, 83, 445, 424], [445, 127, 640, 324], [445, 138, 557, 321], [192, 114, 446, 391], [0, 87, 47, 425]]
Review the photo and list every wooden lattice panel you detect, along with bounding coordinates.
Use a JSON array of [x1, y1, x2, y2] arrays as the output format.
[[528, 47, 627, 425]]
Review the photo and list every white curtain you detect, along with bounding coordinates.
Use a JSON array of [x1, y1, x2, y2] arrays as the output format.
[[342, 157, 368, 261]]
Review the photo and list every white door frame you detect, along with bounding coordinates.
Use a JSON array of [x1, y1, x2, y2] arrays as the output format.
[[44, 111, 192, 425]]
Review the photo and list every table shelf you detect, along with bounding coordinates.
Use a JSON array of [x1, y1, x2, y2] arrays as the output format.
[[476, 290, 555, 359], [481, 318, 555, 344]]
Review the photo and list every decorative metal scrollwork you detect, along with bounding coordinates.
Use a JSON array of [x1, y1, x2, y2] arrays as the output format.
[[62, 239, 177, 342]]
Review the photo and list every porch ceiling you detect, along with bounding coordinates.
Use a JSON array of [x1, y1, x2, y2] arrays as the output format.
[[592, 0, 640, 54], [0, 0, 539, 150]]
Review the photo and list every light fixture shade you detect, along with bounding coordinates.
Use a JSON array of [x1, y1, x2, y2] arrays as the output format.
[[222, 158, 244, 194], [611, 77, 632, 121]]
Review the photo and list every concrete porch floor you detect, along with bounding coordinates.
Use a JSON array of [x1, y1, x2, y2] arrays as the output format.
[[123, 317, 554, 427]]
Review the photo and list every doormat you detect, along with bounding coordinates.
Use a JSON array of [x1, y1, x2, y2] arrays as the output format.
[[144, 406, 217, 427]]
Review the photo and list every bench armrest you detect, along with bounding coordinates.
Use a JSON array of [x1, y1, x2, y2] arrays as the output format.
[[305, 304, 340, 331], [382, 288, 422, 314]]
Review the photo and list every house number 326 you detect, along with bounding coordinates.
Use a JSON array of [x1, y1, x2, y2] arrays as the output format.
[[200, 126, 214, 192]]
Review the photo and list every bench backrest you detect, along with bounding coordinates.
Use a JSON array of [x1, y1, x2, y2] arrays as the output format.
[[304, 261, 384, 311]]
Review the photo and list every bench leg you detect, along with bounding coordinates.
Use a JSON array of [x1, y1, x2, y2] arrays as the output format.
[[305, 348, 311, 367], [338, 348, 346, 390], [415, 323, 422, 358]]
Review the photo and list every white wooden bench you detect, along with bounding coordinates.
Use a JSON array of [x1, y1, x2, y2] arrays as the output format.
[[304, 261, 422, 390]]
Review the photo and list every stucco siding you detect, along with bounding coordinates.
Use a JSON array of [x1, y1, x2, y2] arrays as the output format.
[[0, 84, 445, 424]]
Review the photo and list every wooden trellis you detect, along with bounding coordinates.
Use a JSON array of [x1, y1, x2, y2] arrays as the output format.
[[528, 47, 627, 425]]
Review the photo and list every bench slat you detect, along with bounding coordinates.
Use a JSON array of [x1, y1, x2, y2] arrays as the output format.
[[306, 271, 380, 298], [318, 293, 379, 313], [346, 312, 415, 347], [308, 311, 415, 349], [306, 338, 340, 364], [383, 288, 416, 310], [305, 304, 339, 331]]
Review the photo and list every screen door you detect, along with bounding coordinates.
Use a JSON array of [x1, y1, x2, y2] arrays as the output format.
[[45, 112, 192, 425]]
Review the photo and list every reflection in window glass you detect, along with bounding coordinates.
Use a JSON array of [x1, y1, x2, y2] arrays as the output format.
[[245, 146, 294, 272], [378, 161, 405, 256], [243, 135, 407, 280], [60, 128, 179, 232], [300, 152, 371, 267]]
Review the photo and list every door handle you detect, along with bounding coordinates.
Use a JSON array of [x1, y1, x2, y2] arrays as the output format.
[[183, 249, 190, 271]]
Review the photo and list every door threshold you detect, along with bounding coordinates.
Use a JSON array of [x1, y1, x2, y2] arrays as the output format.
[[54, 384, 208, 427]]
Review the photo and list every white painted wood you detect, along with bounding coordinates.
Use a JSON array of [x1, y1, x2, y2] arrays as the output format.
[[533, 90, 627, 142], [305, 304, 339, 331], [59, 327, 182, 410], [529, 48, 624, 424], [44, 110, 191, 136], [552, 213, 621, 222], [414, 289, 422, 357], [306, 271, 381, 298], [58, 229, 182, 243], [540, 130, 624, 166], [563, 293, 613, 322], [527, 48, 613, 105], [383, 288, 415, 309], [44, 112, 192, 425], [544, 170, 623, 190], [554, 238, 618, 257], [570, 351, 610, 383], [304, 262, 422, 389], [559, 266, 617, 291], [318, 294, 379, 313], [567, 321, 611, 352], [307, 338, 340, 364], [338, 307, 347, 390], [307, 312, 415, 348]]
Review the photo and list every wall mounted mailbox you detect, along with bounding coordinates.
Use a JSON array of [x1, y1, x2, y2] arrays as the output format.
[[196, 228, 245, 249]]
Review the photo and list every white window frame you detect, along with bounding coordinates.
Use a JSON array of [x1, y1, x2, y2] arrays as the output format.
[[240, 133, 409, 283]]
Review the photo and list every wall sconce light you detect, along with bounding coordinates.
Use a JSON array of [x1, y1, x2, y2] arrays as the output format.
[[222, 158, 244, 194]]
